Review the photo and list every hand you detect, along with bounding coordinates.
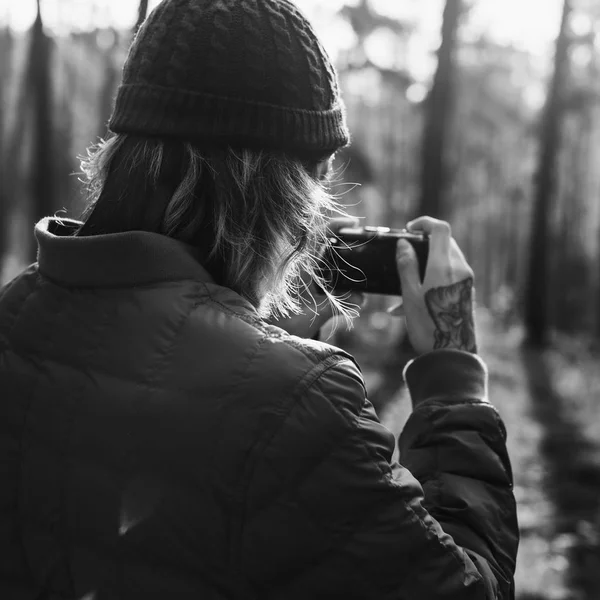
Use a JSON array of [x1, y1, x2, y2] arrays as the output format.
[[390, 216, 477, 355]]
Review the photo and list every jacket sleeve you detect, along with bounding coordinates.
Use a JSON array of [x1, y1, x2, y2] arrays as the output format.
[[241, 349, 518, 600], [399, 349, 518, 599]]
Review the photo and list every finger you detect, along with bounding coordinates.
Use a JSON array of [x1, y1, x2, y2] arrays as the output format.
[[406, 216, 452, 237], [406, 216, 452, 256], [396, 239, 421, 293]]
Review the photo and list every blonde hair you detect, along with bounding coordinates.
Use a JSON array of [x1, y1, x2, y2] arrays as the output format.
[[78, 134, 357, 324]]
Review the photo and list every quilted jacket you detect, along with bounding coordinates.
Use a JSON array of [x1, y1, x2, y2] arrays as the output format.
[[0, 217, 518, 600]]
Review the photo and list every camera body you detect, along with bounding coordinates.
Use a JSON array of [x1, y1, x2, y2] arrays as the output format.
[[318, 226, 429, 296]]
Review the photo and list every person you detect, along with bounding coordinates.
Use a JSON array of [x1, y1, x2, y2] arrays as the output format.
[[0, 0, 518, 598]]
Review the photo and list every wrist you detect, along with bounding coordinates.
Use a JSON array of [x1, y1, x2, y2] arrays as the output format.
[[403, 349, 488, 409]]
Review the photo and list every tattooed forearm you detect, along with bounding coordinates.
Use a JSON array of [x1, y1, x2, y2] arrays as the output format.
[[424, 277, 477, 353]]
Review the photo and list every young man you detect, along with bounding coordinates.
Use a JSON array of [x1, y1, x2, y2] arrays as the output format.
[[0, 0, 518, 598]]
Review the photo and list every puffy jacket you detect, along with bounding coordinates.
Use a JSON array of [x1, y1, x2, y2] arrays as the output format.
[[0, 217, 518, 600]]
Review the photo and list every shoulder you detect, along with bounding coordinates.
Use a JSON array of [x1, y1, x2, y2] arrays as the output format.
[[0, 264, 39, 303], [172, 283, 364, 404], [0, 265, 41, 335]]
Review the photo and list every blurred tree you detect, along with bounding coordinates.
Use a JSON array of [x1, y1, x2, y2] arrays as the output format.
[[0, 27, 13, 272], [524, 0, 573, 347], [29, 0, 56, 239], [2, 48, 30, 268], [3, 0, 57, 264], [417, 0, 463, 219], [450, 38, 536, 308], [551, 5, 600, 335], [553, 112, 590, 333], [340, 0, 409, 58]]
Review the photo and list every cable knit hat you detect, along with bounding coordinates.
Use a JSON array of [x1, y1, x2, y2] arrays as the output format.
[[108, 0, 350, 159]]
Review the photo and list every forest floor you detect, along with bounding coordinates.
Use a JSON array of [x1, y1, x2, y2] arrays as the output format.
[[345, 311, 600, 600]]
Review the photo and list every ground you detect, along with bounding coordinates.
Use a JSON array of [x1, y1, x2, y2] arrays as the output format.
[[341, 310, 600, 600]]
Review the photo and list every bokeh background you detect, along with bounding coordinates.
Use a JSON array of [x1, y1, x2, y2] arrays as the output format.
[[1, 0, 600, 598]]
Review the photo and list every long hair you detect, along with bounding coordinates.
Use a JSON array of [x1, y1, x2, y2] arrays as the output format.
[[77, 134, 356, 323]]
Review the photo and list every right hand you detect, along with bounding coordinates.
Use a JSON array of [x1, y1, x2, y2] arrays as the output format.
[[391, 216, 478, 356]]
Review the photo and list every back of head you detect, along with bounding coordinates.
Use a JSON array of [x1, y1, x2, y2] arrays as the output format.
[[110, 0, 349, 157], [78, 0, 352, 319]]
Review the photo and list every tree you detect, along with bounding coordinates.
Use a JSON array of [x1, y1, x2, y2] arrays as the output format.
[[2, 0, 56, 263], [0, 27, 13, 275], [524, 0, 573, 346], [417, 0, 463, 219], [29, 0, 56, 234]]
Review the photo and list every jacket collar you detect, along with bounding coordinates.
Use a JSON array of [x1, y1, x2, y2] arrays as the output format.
[[35, 217, 217, 288]]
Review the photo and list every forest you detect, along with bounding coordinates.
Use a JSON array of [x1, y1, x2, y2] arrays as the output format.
[[2, 0, 600, 598]]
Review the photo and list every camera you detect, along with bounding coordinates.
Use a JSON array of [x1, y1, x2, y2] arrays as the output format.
[[318, 226, 429, 296]]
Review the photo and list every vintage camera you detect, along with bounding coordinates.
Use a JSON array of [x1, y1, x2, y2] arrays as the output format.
[[318, 226, 429, 296]]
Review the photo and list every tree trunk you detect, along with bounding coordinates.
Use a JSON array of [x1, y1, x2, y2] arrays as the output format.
[[29, 0, 56, 245], [524, 0, 572, 347], [416, 0, 462, 219], [2, 33, 33, 267], [556, 110, 591, 334], [0, 28, 13, 276]]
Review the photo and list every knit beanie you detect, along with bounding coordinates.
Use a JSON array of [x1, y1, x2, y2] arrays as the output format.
[[108, 0, 350, 159]]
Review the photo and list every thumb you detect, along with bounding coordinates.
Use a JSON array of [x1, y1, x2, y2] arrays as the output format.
[[396, 239, 421, 293]]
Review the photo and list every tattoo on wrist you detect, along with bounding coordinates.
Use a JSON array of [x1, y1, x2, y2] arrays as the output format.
[[424, 277, 477, 353]]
